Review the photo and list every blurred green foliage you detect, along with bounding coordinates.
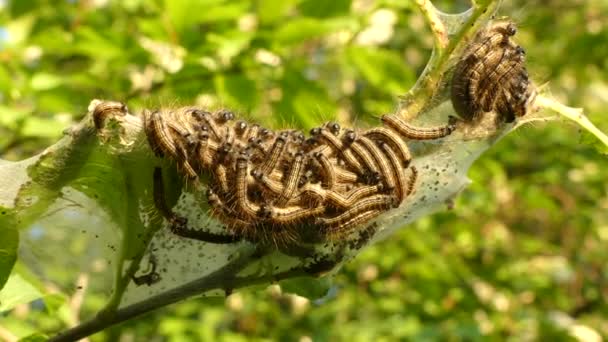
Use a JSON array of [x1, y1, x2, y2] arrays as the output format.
[[1, 0, 607, 341]]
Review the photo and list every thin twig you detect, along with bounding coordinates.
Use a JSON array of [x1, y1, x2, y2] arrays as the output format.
[[535, 94, 608, 149], [68, 274, 89, 333], [414, 0, 448, 50], [49, 248, 255, 342], [48, 247, 321, 342], [99, 222, 163, 316]]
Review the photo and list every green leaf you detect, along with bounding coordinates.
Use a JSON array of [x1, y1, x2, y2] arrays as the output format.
[[273, 16, 358, 45], [73, 27, 124, 60], [213, 74, 259, 110], [0, 209, 18, 290], [20, 116, 67, 139], [275, 70, 337, 129], [274, 18, 331, 44], [41, 293, 67, 314], [165, 0, 247, 35], [279, 276, 333, 299], [0, 273, 42, 312], [0, 65, 13, 92], [345, 46, 415, 94], [4, 14, 35, 46], [255, 0, 297, 25], [206, 31, 253, 65], [298, 0, 352, 18], [29, 27, 72, 53], [18, 333, 50, 342], [35, 89, 82, 115], [29, 73, 64, 91], [198, 2, 249, 23], [0, 105, 31, 129]]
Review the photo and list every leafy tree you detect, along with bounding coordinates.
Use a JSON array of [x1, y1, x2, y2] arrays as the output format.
[[1, 0, 607, 341]]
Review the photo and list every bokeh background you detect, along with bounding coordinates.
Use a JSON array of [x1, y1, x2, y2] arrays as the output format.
[[1, 0, 607, 340]]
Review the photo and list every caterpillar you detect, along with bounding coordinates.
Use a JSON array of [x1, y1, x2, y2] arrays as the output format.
[[91, 100, 128, 130], [451, 21, 536, 123], [131, 105, 456, 250], [131, 253, 160, 286]]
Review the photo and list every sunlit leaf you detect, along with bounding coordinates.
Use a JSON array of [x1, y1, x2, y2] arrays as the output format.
[[213, 74, 259, 110], [0, 273, 42, 312], [29, 73, 64, 91], [4, 14, 35, 46], [298, 0, 352, 18], [275, 70, 337, 129], [345, 46, 415, 94], [0, 209, 18, 290], [0, 66, 13, 92], [73, 27, 124, 60], [255, 0, 297, 25], [274, 18, 332, 44], [20, 117, 67, 138], [164, 0, 247, 35], [0, 106, 31, 129], [18, 333, 50, 342]]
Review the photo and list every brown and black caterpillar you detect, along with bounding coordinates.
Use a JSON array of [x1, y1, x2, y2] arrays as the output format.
[[451, 21, 536, 123], [135, 106, 456, 249]]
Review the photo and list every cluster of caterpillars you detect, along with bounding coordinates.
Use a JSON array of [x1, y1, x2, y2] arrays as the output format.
[[451, 21, 536, 123], [141, 107, 456, 247], [91, 22, 536, 254], [90, 19, 538, 286]]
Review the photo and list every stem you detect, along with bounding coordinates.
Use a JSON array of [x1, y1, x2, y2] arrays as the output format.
[[98, 247, 149, 316], [49, 247, 315, 342], [414, 0, 448, 50], [49, 249, 255, 342], [100, 218, 166, 316], [400, 0, 500, 117], [535, 94, 608, 149]]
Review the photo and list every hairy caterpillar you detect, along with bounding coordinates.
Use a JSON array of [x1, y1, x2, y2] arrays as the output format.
[[451, 21, 536, 123], [131, 105, 456, 251], [92, 100, 128, 130], [131, 253, 160, 286]]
